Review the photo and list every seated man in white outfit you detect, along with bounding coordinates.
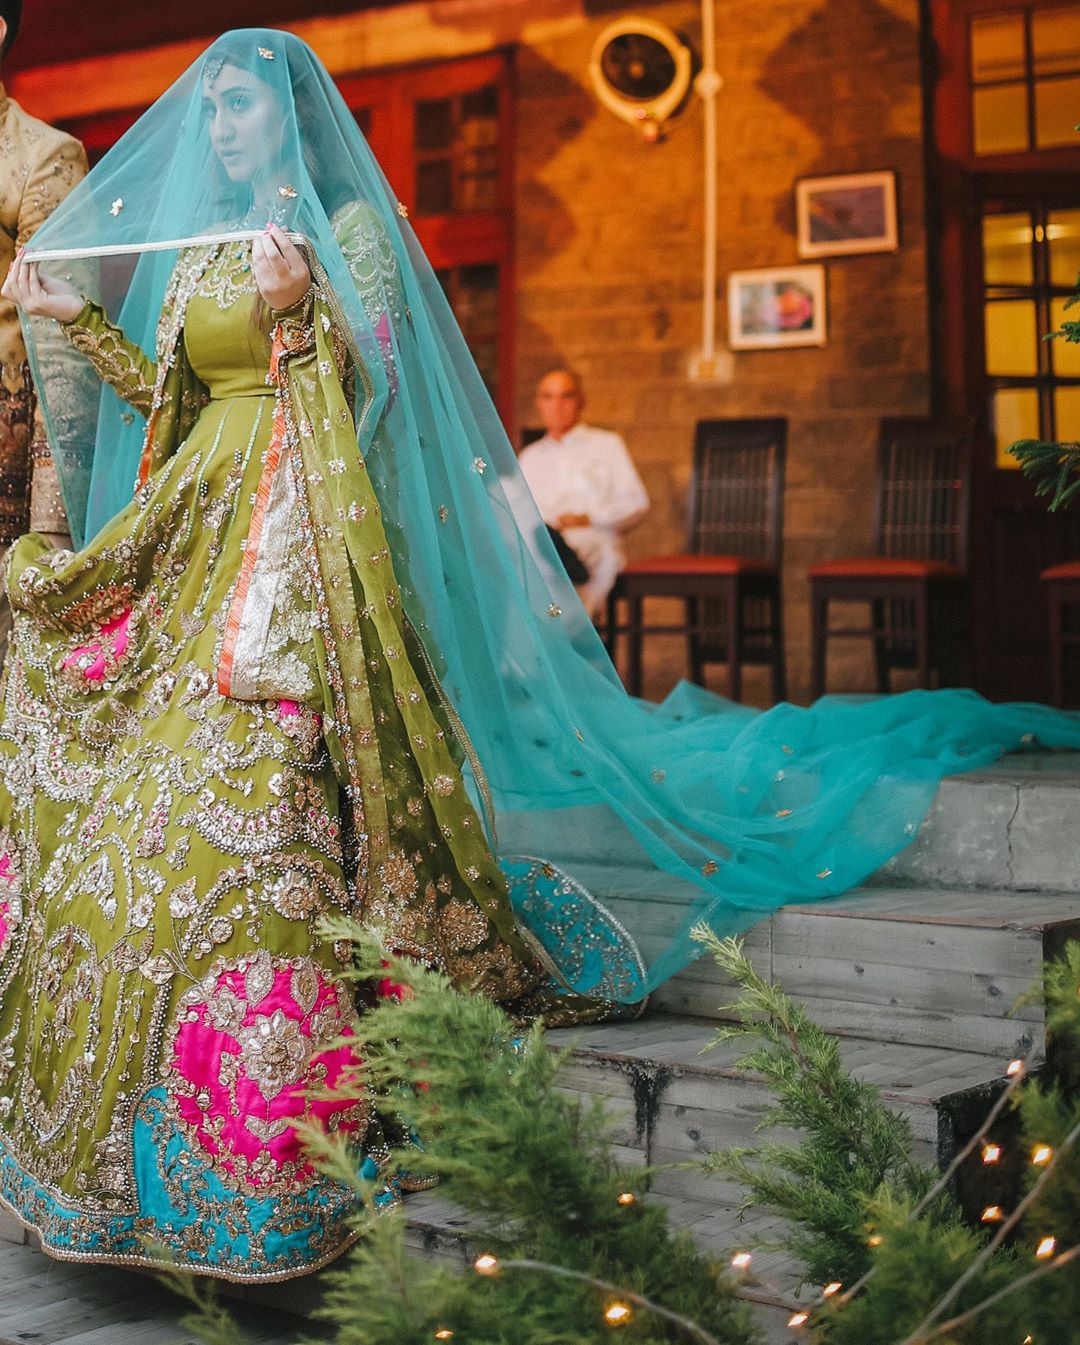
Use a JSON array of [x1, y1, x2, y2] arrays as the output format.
[[519, 368, 649, 619]]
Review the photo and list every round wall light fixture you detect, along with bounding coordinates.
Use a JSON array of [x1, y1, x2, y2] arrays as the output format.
[[588, 18, 694, 141]]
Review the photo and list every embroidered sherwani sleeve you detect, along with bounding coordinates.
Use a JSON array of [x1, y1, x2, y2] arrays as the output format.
[[60, 301, 157, 416], [19, 138, 88, 539]]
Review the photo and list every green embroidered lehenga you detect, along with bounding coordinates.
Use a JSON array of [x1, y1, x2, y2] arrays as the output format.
[[0, 232, 554, 1278]]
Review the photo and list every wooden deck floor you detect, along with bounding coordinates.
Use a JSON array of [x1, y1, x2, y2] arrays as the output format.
[[0, 1241, 302, 1345]]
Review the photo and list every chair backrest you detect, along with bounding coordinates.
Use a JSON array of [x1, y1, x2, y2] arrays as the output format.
[[688, 418, 787, 563], [876, 418, 971, 567]]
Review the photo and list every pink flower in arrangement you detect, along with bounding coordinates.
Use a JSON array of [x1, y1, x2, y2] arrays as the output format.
[[169, 954, 367, 1189]]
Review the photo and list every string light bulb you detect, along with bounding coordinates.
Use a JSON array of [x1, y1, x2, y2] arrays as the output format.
[[474, 1253, 499, 1276], [1031, 1144, 1053, 1166], [604, 1302, 632, 1326], [730, 1252, 752, 1270], [981, 1205, 1004, 1223], [1007, 1059, 1025, 1078], [788, 1312, 810, 1328], [867, 1234, 883, 1247], [822, 1282, 842, 1298], [1036, 1236, 1056, 1259], [616, 1192, 636, 1206], [434, 1332, 454, 1341], [981, 1142, 1002, 1164]]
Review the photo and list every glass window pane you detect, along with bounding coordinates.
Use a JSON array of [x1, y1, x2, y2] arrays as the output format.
[[1056, 386, 1080, 439], [1049, 209, 1080, 287], [992, 387, 1040, 467], [983, 211, 1035, 285], [973, 83, 1030, 154], [417, 159, 454, 215], [415, 97, 453, 151], [1035, 74, 1080, 147], [1032, 6, 1080, 76], [971, 13, 1026, 82], [1050, 298, 1080, 375], [985, 299, 1040, 375]]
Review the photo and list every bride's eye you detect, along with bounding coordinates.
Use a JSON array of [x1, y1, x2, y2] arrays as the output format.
[[228, 93, 252, 113]]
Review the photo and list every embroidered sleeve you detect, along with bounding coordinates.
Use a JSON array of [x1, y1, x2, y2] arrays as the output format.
[[16, 137, 88, 249], [60, 300, 157, 416], [332, 200, 403, 399]]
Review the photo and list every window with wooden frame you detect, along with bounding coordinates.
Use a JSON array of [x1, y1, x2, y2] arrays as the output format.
[[970, 3, 1080, 154], [336, 52, 515, 421]]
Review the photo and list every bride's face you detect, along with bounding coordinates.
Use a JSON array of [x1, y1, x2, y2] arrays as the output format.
[[203, 62, 284, 185]]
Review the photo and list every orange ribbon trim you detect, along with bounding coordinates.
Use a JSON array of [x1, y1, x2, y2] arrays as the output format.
[[217, 332, 287, 698]]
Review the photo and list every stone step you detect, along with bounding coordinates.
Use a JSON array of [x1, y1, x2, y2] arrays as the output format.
[[500, 752, 1080, 897], [635, 885, 1080, 1057], [546, 1014, 1008, 1205], [873, 754, 1080, 893]]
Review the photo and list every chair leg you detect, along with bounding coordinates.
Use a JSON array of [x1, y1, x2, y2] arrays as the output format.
[[727, 582, 742, 702], [810, 587, 828, 700], [871, 599, 890, 695], [913, 584, 931, 689], [687, 596, 705, 686], [627, 592, 645, 698], [1048, 588, 1065, 708], [770, 586, 787, 704], [604, 588, 619, 661]]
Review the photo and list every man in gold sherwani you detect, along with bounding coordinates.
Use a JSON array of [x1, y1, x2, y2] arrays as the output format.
[[0, 0, 87, 655]]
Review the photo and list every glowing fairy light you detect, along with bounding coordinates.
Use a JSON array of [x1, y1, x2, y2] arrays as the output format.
[[787, 1312, 810, 1328], [981, 1205, 1004, 1223], [867, 1234, 883, 1247], [604, 1302, 632, 1326], [982, 1142, 1002, 1164], [616, 1192, 636, 1206], [730, 1252, 752, 1270], [822, 1282, 842, 1297], [1036, 1236, 1056, 1259], [434, 1332, 454, 1341], [1007, 1059, 1025, 1078], [1031, 1144, 1053, 1166], [473, 1253, 499, 1276]]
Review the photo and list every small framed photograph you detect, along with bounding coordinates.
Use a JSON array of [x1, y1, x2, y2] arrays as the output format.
[[727, 265, 827, 350], [796, 170, 898, 258]]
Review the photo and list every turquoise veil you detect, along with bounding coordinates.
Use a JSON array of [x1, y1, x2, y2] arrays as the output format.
[[20, 29, 1080, 1003]]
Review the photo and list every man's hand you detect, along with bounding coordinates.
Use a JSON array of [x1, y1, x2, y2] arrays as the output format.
[[556, 512, 591, 529], [252, 222, 311, 312], [1, 250, 83, 323]]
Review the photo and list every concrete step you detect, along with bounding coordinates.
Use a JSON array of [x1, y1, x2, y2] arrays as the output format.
[[647, 885, 1080, 1056], [874, 754, 1080, 893]]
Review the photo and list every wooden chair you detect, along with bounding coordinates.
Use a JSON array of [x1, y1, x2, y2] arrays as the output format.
[[808, 417, 970, 699], [1041, 560, 1080, 707], [608, 418, 786, 702]]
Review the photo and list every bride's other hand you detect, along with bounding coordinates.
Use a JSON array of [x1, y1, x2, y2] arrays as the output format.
[[253, 221, 311, 312], [1, 251, 83, 322]]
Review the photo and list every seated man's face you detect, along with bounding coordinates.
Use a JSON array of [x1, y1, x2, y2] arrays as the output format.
[[536, 372, 582, 439]]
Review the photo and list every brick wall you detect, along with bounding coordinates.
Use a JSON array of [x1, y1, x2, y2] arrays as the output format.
[[514, 0, 932, 703]]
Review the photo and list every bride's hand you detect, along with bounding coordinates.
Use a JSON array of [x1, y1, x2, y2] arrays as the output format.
[[253, 222, 311, 313], [1, 250, 83, 323]]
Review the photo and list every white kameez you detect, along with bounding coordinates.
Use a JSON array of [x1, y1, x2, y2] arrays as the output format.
[[518, 423, 649, 618]]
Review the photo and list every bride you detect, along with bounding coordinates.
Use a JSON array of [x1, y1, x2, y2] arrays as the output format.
[[0, 28, 1076, 1280]]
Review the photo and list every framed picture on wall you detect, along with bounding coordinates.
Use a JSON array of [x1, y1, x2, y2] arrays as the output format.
[[727, 265, 827, 350], [795, 170, 899, 258]]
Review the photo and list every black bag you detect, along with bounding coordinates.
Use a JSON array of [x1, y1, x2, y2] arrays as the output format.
[[546, 525, 589, 586]]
